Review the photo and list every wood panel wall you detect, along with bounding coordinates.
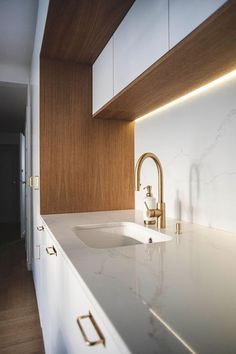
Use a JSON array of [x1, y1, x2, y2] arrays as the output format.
[[40, 58, 134, 214]]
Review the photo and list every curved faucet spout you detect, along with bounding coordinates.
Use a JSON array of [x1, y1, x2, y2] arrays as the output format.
[[135, 152, 166, 228]]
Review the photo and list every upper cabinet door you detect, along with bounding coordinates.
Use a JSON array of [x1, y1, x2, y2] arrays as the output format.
[[92, 37, 114, 114], [169, 0, 227, 48], [114, 0, 169, 95]]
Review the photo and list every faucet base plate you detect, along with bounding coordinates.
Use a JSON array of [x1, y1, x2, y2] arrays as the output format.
[[144, 220, 156, 225]]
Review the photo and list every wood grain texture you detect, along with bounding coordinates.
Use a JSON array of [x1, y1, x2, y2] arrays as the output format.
[[40, 58, 134, 214], [0, 241, 44, 354], [41, 0, 134, 64], [94, 0, 236, 121]]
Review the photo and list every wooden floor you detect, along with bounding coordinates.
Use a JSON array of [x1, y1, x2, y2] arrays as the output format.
[[0, 240, 45, 354]]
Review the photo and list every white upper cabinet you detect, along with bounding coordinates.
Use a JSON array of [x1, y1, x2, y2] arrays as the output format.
[[113, 0, 169, 95], [169, 0, 227, 48], [92, 0, 227, 113], [92, 37, 114, 114]]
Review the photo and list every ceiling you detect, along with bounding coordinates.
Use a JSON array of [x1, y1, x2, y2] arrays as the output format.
[[0, 0, 38, 66], [0, 0, 38, 133]]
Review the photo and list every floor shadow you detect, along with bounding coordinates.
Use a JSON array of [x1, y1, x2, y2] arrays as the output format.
[[0, 222, 20, 248]]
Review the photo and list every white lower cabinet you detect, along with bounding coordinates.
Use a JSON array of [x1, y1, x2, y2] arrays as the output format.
[[57, 258, 121, 354], [41, 229, 61, 354], [32, 221, 44, 326], [35, 223, 123, 354]]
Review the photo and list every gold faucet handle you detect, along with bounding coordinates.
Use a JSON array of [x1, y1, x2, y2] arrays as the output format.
[[144, 202, 162, 218]]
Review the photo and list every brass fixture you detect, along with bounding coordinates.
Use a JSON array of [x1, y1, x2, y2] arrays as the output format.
[[144, 218, 156, 226], [28, 175, 39, 190], [46, 246, 57, 256], [175, 222, 181, 235], [77, 311, 105, 346], [135, 152, 166, 228], [28, 176, 34, 188], [143, 185, 156, 225]]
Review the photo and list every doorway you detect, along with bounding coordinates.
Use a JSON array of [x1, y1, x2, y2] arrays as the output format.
[[0, 144, 20, 246]]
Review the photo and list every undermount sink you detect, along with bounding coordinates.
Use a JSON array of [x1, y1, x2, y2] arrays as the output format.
[[73, 222, 172, 249]]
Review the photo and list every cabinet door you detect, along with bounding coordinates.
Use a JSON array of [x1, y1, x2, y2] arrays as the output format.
[[32, 222, 44, 326], [41, 229, 61, 354], [92, 37, 114, 114], [114, 0, 168, 95], [169, 0, 226, 48], [57, 258, 122, 354]]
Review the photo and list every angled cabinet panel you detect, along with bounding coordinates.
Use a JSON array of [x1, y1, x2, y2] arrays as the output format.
[[169, 0, 227, 48], [114, 0, 169, 95]]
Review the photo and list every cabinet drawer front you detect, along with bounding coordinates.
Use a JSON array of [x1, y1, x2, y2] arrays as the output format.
[[56, 259, 122, 354]]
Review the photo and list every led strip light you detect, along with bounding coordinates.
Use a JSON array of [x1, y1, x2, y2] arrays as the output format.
[[136, 69, 236, 122]]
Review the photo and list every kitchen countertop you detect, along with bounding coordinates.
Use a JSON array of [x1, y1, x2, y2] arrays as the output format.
[[42, 210, 236, 354]]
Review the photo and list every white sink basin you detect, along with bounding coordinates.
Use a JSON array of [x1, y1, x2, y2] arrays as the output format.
[[73, 222, 172, 249]]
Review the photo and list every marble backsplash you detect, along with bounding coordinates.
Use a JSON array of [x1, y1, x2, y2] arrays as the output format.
[[135, 74, 236, 233]]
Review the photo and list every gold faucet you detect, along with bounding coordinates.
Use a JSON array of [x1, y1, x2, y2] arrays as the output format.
[[135, 152, 166, 228]]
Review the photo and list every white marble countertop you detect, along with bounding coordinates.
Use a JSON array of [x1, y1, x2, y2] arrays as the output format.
[[42, 210, 236, 354]]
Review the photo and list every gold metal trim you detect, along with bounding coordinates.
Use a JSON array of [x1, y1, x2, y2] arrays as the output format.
[[144, 220, 156, 225], [46, 246, 57, 256], [77, 311, 105, 347], [28, 176, 40, 190], [34, 175, 39, 190], [28, 176, 34, 188], [175, 222, 181, 235]]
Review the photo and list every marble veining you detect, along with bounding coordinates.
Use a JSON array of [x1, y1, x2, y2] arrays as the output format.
[[42, 210, 236, 354], [135, 75, 236, 233]]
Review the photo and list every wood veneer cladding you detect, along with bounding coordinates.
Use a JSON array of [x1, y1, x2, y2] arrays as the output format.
[[94, 0, 236, 121], [41, 0, 134, 64], [40, 58, 134, 214]]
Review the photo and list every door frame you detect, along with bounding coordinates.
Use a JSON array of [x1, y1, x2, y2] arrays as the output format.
[[25, 85, 33, 270]]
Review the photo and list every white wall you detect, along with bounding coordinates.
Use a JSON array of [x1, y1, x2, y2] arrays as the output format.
[[135, 74, 236, 233], [31, 0, 49, 188], [26, 0, 49, 269], [0, 62, 29, 84]]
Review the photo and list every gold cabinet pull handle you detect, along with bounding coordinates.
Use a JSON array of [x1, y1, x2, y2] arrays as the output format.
[[46, 246, 57, 256], [28, 176, 33, 188], [33, 175, 39, 190], [77, 311, 105, 347], [37, 225, 44, 231]]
